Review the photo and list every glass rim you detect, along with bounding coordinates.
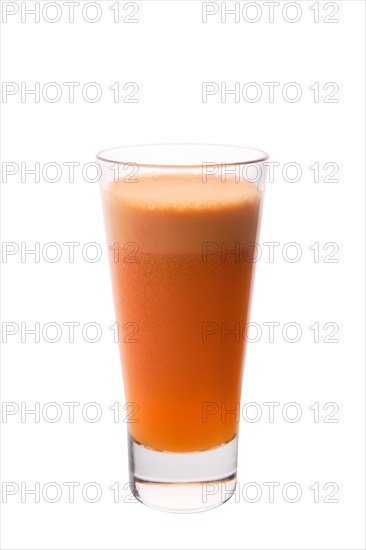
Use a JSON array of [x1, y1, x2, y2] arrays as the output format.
[[96, 143, 269, 169]]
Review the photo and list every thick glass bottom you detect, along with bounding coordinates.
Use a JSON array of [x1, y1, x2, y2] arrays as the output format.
[[128, 435, 238, 513]]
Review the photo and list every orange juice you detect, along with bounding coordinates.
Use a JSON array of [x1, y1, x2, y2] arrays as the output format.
[[102, 174, 261, 452]]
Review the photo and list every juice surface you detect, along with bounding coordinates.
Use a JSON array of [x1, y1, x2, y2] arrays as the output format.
[[102, 174, 261, 452]]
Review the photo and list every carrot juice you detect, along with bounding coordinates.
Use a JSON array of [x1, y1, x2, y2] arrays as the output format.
[[101, 173, 261, 453]]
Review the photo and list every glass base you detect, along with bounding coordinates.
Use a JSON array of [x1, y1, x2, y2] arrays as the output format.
[[128, 435, 238, 513]]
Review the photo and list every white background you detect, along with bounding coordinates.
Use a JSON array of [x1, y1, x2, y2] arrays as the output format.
[[1, 1, 365, 549]]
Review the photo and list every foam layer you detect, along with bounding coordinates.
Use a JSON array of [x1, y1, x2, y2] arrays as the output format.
[[101, 175, 261, 254], [103, 173, 259, 209]]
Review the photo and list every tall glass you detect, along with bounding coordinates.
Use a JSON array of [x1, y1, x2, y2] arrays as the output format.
[[97, 144, 268, 512]]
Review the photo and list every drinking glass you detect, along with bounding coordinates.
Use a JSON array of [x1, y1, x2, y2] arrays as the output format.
[[97, 144, 269, 512]]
